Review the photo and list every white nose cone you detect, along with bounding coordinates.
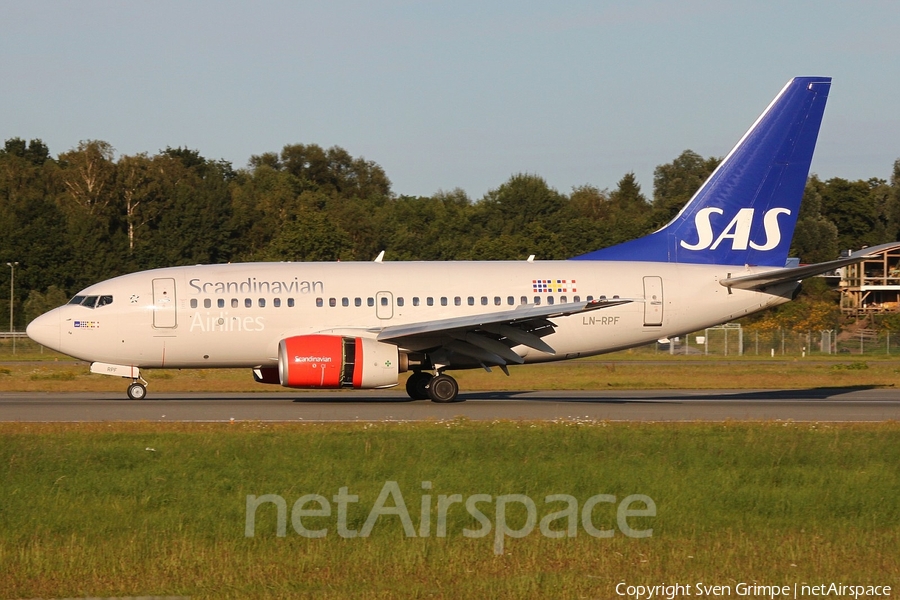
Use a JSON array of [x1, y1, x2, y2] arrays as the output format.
[[26, 309, 61, 352]]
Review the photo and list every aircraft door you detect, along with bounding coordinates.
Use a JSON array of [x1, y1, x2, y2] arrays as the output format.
[[152, 278, 177, 328], [643, 276, 663, 326], [375, 291, 393, 320]]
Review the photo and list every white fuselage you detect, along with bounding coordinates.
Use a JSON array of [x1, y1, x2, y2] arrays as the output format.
[[28, 260, 795, 370]]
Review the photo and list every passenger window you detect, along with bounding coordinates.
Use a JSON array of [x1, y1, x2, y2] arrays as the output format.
[[329, 298, 336, 307], [521, 296, 528, 305], [467, 296, 474, 306], [493, 297, 500, 306], [367, 298, 374, 307], [560, 296, 567, 303], [413, 297, 420, 307], [454, 297, 461, 306], [204, 298, 211, 309], [547, 296, 555, 305], [259, 298, 266, 308], [481, 297, 488, 305], [245, 298, 252, 308], [355, 298, 362, 307], [316, 298, 323, 308], [380, 297, 388, 306], [507, 296, 515, 306], [190, 299, 198, 309], [218, 299, 225, 308], [427, 297, 434, 306], [441, 297, 447, 306], [534, 296, 541, 306], [342, 298, 349, 307], [274, 298, 281, 308], [232, 298, 239, 308], [587, 295, 594, 301], [574, 295, 580, 303], [288, 298, 295, 307], [397, 297, 404, 307], [97, 295, 113, 307]]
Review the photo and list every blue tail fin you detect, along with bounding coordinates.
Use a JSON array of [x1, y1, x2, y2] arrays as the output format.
[[573, 77, 831, 266]]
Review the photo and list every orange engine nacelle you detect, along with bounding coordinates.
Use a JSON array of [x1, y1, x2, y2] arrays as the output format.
[[277, 334, 399, 389]]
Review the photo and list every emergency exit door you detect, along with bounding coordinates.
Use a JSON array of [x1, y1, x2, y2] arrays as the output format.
[[643, 276, 663, 326], [152, 278, 177, 328]]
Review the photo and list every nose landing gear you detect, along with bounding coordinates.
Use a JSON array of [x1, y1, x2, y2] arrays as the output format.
[[127, 381, 148, 400]]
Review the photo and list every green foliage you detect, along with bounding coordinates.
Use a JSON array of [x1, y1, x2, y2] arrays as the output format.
[[2, 135, 899, 328], [24, 285, 69, 323], [651, 150, 720, 228]]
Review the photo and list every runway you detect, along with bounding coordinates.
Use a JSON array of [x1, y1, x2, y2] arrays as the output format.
[[1, 387, 899, 422]]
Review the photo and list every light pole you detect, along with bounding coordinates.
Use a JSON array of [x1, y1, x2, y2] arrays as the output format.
[[7, 262, 17, 354]]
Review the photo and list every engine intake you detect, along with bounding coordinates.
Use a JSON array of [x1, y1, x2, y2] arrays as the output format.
[[277, 334, 399, 389]]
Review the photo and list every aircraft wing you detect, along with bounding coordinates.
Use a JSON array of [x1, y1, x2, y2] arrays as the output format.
[[719, 241, 900, 290], [374, 298, 634, 366]]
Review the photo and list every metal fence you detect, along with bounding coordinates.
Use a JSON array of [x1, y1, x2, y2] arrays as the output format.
[[657, 325, 900, 357]]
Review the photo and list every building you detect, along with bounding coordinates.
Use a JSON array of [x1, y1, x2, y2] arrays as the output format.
[[840, 246, 900, 315]]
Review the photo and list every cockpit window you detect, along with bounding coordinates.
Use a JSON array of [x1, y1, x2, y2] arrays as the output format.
[[67, 294, 113, 309]]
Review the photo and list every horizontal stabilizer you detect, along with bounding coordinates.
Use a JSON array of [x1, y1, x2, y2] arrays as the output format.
[[720, 241, 900, 290]]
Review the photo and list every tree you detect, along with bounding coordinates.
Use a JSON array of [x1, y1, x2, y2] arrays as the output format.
[[141, 153, 235, 267], [0, 139, 71, 315], [116, 153, 165, 255], [651, 150, 719, 227], [605, 172, 652, 244], [24, 285, 68, 324], [56, 140, 125, 288], [475, 173, 566, 238], [265, 208, 353, 261], [57, 140, 117, 215], [791, 177, 839, 262], [819, 177, 885, 250], [278, 143, 391, 200]]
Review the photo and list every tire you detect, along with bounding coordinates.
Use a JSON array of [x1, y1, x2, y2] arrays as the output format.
[[405, 371, 432, 400], [427, 374, 460, 403], [127, 382, 147, 400]]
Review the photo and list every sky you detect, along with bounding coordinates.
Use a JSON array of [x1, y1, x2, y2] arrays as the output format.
[[2, 1, 899, 200]]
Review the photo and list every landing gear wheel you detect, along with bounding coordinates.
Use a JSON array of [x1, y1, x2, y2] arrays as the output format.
[[127, 382, 147, 400], [427, 374, 460, 403], [405, 371, 432, 400]]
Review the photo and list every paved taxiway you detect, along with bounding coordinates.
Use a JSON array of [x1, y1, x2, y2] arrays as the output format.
[[1, 388, 898, 422]]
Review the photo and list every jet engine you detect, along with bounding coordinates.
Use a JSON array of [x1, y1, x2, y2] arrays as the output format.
[[276, 334, 400, 389]]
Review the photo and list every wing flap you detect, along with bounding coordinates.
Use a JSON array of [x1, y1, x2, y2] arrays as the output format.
[[375, 298, 633, 343]]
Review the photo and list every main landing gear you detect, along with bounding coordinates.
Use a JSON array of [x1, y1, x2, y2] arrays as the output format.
[[406, 371, 462, 403]]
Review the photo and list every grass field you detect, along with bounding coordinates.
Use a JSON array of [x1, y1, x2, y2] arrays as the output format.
[[1, 421, 898, 599], [2, 341, 898, 598], [2, 344, 900, 394]]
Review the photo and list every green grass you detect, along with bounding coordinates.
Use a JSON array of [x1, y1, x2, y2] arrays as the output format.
[[2, 337, 900, 393], [1, 421, 898, 598]]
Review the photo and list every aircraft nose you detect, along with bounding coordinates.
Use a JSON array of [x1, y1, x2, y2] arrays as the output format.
[[26, 309, 62, 351]]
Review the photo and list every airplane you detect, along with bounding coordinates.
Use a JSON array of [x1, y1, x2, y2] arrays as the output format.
[[26, 76, 895, 403]]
